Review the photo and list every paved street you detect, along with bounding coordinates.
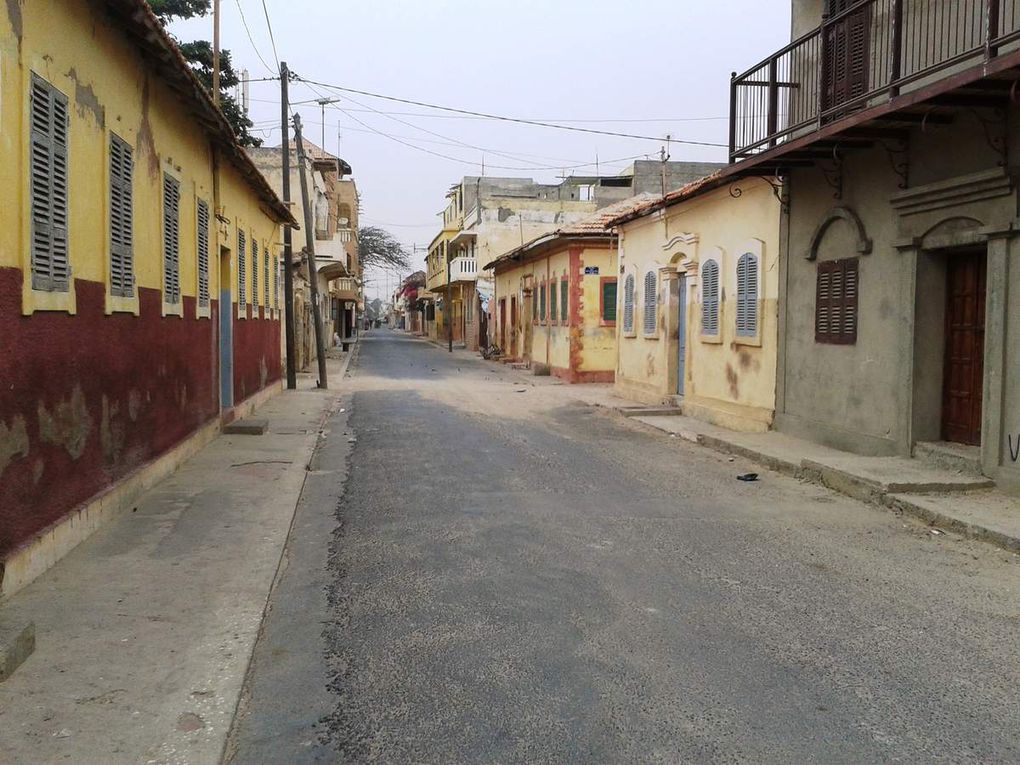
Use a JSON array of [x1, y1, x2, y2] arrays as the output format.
[[230, 329, 1020, 764]]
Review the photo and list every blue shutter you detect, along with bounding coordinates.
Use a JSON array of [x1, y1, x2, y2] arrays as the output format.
[[643, 271, 657, 335], [623, 274, 635, 333], [702, 260, 719, 336], [736, 253, 758, 337]]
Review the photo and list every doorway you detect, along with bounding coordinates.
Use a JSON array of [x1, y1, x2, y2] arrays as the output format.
[[510, 296, 518, 357], [499, 298, 507, 351], [219, 246, 233, 409], [677, 274, 687, 396], [941, 250, 986, 445]]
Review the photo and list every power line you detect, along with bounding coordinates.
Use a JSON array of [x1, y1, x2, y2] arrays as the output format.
[[260, 0, 281, 72], [233, 0, 276, 75], [291, 75, 727, 147]]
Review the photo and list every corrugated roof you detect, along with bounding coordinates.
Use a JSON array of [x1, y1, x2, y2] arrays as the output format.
[[483, 194, 659, 271], [102, 0, 296, 226]]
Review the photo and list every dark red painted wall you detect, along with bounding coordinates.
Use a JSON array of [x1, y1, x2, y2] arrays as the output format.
[[0, 268, 279, 559], [232, 305, 282, 404]]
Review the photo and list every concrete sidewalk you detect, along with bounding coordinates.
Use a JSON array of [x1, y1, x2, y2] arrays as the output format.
[[628, 412, 1020, 553], [0, 362, 345, 764]]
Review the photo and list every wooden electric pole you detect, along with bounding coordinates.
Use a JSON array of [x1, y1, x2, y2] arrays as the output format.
[[212, 0, 221, 106], [293, 114, 329, 389], [281, 62, 297, 388]]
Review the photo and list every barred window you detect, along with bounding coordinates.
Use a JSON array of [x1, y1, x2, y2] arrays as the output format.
[[109, 134, 134, 298], [30, 74, 70, 292], [162, 174, 181, 304], [701, 259, 720, 336]]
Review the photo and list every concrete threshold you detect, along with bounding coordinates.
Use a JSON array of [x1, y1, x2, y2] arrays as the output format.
[[632, 413, 1018, 553], [0, 361, 346, 763]]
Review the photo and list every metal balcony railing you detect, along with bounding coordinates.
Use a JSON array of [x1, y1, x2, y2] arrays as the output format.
[[730, 0, 1020, 161]]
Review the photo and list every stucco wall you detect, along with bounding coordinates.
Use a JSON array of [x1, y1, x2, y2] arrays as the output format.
[[0, 0, 282, 557], [616, 185, 782, 431]]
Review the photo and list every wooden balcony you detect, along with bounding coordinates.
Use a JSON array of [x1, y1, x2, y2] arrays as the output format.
[[730, 0, 1020, 166]]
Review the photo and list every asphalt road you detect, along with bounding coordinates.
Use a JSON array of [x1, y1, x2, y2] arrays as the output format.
[[229, 329, 1020, 764]]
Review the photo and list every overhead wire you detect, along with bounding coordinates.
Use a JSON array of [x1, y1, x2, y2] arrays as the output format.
[[291, 75, 728, 147], [232, 0, 276, 76], [260, 0, 281, 73]]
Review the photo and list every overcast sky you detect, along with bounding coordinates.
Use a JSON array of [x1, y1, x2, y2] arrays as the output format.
[[171, 1, 791, 300]]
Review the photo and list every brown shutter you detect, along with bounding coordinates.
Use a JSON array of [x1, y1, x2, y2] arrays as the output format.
[[815, 257, 859, 344]]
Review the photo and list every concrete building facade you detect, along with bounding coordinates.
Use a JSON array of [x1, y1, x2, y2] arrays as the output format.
[[0, 0, 294, 595]]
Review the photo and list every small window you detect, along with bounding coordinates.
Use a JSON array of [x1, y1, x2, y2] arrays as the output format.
[[263, 242, 270, 309], [736, 252, 759, 337], [643, 271, 657, 335], [197, 199, 210, 308], [251, 237, 259, 312], [560, 278, 568, 323], [30, 74, 71, 292], [237, 228, 246, 310], [815, 257, 858, 344], [539, 282, 547, 321], [550, 276, 558, 323], [601, 278, 618, 324], [701, 259, 720, 336], [109, 134, 134, 297], [623, 274, 635, 333], [162, 173, 181, 305]]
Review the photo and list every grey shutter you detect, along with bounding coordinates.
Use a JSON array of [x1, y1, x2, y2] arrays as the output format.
[[702, 260, 719, 335], [197, 199, 210, 308], [162, 174, 181, 304], [30, 75, 70, 292], [643, 271, 657, 335], [264, 245, 270, 308], [251, 238, 259, 309], [736, 253, 758, 337], [273, 254, 279, 310], [623, 274, 635, 333], [237, 229, 246, 308], [109, 134, 134, 297]]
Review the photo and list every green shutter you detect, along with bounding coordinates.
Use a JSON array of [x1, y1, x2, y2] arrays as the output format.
[[602, 280, 617, 322], [560, 279, 568, 322]]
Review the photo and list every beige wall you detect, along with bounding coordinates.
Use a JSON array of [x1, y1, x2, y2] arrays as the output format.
[[617, 184, 782, 431]]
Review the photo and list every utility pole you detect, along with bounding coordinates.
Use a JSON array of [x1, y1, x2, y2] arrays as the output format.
[[212, 0, 221, 106], [447, 251, 453, 353], [281, 62, 297, 389], [293, 113, 329, 389]]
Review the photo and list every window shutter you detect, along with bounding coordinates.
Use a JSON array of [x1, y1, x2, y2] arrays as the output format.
[[736, 253, 758, 337], [264, 244, 270, 308], [623, 275, 635, 333], [30, 75, 70, 292], [238, 229, 246, 308], [109, 134, 134, 298], [539, 282, 546, 321], [550, 276, 558, 321], [643, 271, 657, 335], [273, 253, 279, 311], [815, 257, 858, 344], [702, 260, 720, 336], [251, 238, 259, 309], [197, 199, 210, 308], [162, 174, 181, 304], [602, 280, 618, 323], [560, 279, 568, 322]]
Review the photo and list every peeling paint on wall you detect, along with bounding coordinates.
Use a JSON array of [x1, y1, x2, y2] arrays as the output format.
[[0, 415, 29, 475], [38, 385, 93, 461], [136, 76, 159, 179], [100, 395, 126, 466], [65, 67, 105, 127]]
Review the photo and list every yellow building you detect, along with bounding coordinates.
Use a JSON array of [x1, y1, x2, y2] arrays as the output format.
[[0, 0, 294, 596], [610, 176, 782, 432], [485, 197, 655, 382]]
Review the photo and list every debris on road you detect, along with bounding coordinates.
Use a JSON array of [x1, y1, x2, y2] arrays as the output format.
[[737, 473, 759, 482]]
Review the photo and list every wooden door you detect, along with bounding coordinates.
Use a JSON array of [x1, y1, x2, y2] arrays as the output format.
[[499, 298, 506, 350], [942, 251, 986, 446], [821, 0, 870, 120]]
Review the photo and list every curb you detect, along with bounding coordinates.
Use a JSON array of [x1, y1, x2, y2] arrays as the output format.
[[630, 416, 1020, 554]]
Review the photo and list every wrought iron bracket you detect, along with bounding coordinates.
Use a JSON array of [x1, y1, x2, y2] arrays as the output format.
[[819, 146, 844, 200], [879, 139, 909, 190], [729, 177, 789, 213], [968, 107, 1008, 167]]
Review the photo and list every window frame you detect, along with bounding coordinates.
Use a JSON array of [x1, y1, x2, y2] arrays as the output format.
[[642, 270, 658, 338], [161, 170, 183, 317], [25, 73, 75, 314], [599, 276, 618, 327], [700, 258, 721, 342], [107, 131, 138, 314], [195, 197, 211, 319], [815, 257, 859, 345]]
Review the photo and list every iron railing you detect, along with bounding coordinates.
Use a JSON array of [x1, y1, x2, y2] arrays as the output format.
[[730, 0, 1020, 160]]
